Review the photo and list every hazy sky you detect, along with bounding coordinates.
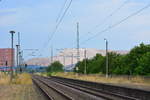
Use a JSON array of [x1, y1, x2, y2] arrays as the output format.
[[0, 0, 150, 59]]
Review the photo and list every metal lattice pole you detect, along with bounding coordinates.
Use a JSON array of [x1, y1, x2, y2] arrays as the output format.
[[76, 22, 80, 71], [84, 49, 87, 74]]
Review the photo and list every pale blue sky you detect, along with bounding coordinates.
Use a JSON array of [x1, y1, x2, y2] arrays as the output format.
[[0, 0, 150, 59]]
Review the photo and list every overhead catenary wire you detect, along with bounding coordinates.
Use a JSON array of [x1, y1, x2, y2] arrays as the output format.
[[69, 0, 130, 48], [44, 0, 72, 48], [81, 3, 150, 45], [79, 0, 130, 39], [50, 0, 72, 41], [56, 0, 68, 22], [39, 0, 73, 57]]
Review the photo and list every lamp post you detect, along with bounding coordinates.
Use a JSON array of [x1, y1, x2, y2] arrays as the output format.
[[104, 38, 109, 78], [9, 30, 15, 82]]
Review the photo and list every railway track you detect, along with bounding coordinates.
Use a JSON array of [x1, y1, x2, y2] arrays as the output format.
[[32, 75, 150, 100], [32, 76, 73, 100]]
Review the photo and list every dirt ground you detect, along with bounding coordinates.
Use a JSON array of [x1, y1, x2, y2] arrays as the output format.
[[0, 84, 46, 100]]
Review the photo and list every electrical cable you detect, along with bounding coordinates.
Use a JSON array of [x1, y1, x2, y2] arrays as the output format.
[[80, 0, 130, 39], [39, 0, 73, 57], [56, 0, 68, 22], [81, 3, 150, 45]]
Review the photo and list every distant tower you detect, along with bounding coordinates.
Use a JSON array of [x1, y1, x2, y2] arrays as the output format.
[[76, 22, 80, 71], [77, 22, 80, 62]]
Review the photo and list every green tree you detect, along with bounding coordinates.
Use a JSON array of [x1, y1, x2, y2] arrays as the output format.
[[126, 43, 150, 75], [75, 54, 105, 74], [47, 61, 64, 73], [135, 52, 150, 75], [74, 43, 150, 76], [89, 54, 105, 74]]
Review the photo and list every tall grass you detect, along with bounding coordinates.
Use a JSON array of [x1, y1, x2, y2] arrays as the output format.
[[0, 72, 32, 85], [13, 73, 32, 85], [0, 72, 10, 84]]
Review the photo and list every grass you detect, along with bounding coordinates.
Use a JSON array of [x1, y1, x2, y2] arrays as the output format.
[[0, 84, 46, 100], [0, 72, 32, 85], [50, 72, 150, 87], [13, 73, 32, 85], [0, 72, 45, 100], [0, 72, 10, 84]]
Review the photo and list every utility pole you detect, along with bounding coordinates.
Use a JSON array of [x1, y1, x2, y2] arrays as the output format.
[[51, 46, 53, 64], [18, 32, 21, 73], [76, 22, 80, 71], [71, 53, 74, 66], [63, 52, 66, 66], [9, 30, 15, 82], [16, 45, 19, 74], [104, 38, 109, 78], [5, 61, 8, 72], [56, 48, 65, 66], [19, 51, 22, 73], [20, 50, 23, 73], [51, 46, 53, 72], [84, 49, 87, 74]]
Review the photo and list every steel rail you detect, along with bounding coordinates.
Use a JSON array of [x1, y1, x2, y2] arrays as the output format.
[[33, 75, 73, 100], [35, 76, 104, 100], [50, 78, 136, 100], [32, 78, 54, 100], [50, 76, 150, 100], [33, 75, 150, 100]]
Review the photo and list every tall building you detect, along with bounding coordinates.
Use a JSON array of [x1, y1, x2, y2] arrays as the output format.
[[0, 48, 15, 68]]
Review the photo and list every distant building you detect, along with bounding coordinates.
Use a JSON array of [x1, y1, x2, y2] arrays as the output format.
[[26, 48, 129, 67], [0, 48, 14, 68]]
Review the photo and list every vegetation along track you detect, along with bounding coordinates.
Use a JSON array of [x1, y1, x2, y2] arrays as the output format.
[[32, 75, 150, 100]]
